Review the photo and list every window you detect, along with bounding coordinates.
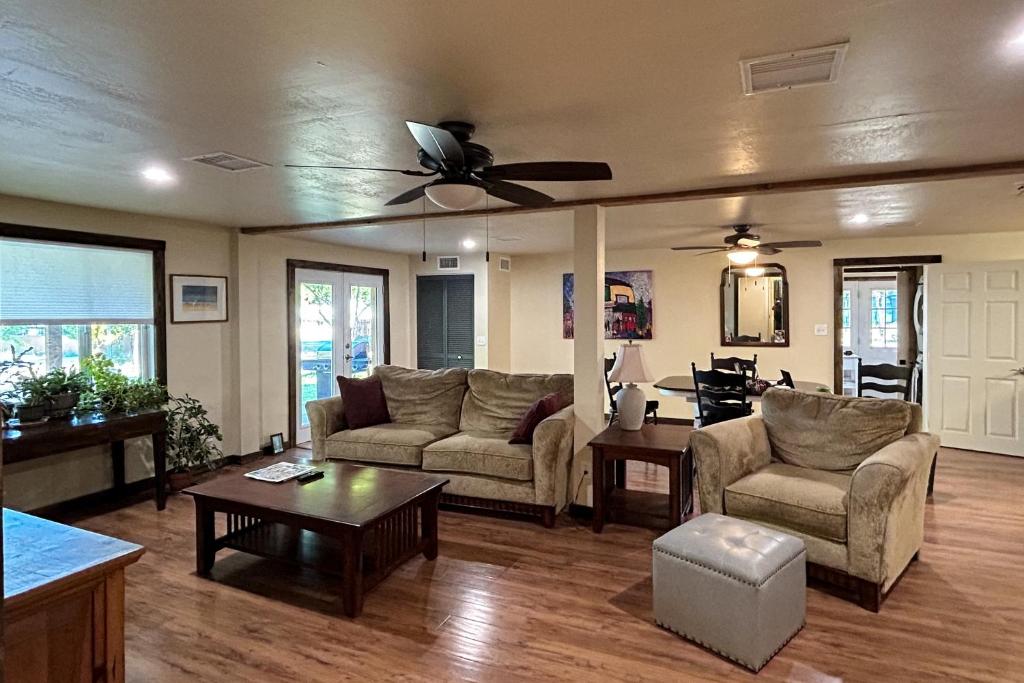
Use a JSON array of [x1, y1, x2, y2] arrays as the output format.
[[840, 288, 852, 348], [0, 230, 164, 395], [869, 288, 898, 348]]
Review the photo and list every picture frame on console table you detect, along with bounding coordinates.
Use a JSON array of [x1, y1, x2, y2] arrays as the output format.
[[170, 274, 228, 323]]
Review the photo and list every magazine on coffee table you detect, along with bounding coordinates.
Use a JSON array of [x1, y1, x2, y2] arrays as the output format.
[[244, 462, 317, 483]]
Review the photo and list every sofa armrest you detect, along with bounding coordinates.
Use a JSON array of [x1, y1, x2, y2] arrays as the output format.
[[306, 396, 346, 461], [532, 404, 575, 511], [689, 415, 771, 514], [848, 432, 939, 587]]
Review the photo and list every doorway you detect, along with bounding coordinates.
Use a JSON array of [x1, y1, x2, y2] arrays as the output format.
[[288, 260, 390, 446], [416, 274, 474, 369]]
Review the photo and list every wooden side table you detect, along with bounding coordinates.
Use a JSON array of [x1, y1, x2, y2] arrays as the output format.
[[589, 423, 692, 533]]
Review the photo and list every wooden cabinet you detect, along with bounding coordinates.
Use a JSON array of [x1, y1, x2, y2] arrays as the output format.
[[3, 509, 144, 682]]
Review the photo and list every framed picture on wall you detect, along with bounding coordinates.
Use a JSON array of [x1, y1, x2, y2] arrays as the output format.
[[170, 274, 228, 323]]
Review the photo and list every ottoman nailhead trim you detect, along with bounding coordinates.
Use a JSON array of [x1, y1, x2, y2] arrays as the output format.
[[653, 546, 806, 588], [655, 618, 806, 673]]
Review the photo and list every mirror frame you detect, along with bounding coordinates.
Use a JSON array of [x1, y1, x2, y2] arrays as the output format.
[[720, 263, 790, 347]]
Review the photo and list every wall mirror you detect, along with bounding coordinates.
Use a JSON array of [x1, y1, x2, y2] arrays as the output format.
[[721, 264, 789, 346]]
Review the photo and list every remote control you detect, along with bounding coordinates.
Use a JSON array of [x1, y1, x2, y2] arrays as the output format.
[[296, 470, 324, 484]]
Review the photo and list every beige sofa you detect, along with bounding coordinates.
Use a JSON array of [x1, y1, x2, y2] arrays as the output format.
[[689, 388, 939, 611], [306, 365, 575, 526]]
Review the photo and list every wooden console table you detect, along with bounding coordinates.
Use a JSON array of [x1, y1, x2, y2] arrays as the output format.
[[3, 508, 145, 682], [2, 410, 168, 511], [589, 423, 693, 533]]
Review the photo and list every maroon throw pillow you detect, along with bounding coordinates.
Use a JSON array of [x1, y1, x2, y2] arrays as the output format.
[[336, 375, 390, 430], [509, 392, 564, 445]]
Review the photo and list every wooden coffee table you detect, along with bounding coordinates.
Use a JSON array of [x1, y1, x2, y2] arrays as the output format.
[[183, 461, 448, 617]]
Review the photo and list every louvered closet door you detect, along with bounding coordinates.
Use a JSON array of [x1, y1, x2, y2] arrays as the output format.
[[416, 275, 474, 369]]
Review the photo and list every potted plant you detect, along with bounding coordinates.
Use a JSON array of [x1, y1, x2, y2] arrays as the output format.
[[80, 355, 167, 414], [0, 346, 35, 421], [12, 373, 49, 422], [165, 394, 223, 490], [40, 367, 91, 418]]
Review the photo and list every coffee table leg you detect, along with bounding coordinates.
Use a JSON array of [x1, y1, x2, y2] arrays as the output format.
[[342, 530, 364, 618], [195, 501, 216, 575], [422, 494, 440, 561]]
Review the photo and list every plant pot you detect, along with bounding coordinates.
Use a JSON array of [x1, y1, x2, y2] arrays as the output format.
[[15, 402, 47, 422], [45, 392, 80, 419], [167, 470, 194, 491]]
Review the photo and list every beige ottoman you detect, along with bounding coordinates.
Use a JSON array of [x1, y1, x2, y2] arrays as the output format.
[[652, 513, 806, 672]]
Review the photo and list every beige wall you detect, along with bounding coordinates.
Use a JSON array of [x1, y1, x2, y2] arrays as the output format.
[[487, 256, 512, 372], [510, 230, 1024, 420], [0, 195, 413, 508]]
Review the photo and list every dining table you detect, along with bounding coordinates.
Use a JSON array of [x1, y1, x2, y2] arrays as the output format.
[[654, 375, 828, 402]]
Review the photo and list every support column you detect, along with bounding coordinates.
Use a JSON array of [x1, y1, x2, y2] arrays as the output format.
[[572, 205, 606, 506], [235, 233, 263, 456]]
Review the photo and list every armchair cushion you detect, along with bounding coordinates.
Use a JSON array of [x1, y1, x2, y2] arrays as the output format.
[[689, 415, 772, 515], [761, 388, 913, 471], [423, 432, 533, 481], [725, 463, 851, 543]]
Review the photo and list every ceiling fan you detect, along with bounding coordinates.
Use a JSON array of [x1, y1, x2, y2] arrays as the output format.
[[287, 120, 613, 210], [671, 224, 822, 264]]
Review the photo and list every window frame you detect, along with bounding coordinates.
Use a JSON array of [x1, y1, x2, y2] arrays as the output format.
[[868, 287, 899, 349], [0, 222, 167, 385]]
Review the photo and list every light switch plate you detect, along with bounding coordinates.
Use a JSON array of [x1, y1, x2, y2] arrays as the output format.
[[476, 335, 487, 346], [814, 324, 829, 336]]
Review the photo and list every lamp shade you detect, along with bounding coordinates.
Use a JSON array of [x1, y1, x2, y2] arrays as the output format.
[[425, 182, 486, 210], [608, 343, 654, 383]]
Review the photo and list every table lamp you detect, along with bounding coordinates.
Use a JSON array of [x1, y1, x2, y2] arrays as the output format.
[[608, 342, 653, 430]]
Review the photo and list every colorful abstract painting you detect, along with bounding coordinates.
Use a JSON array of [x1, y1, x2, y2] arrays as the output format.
[[562, 270, 653, 339]]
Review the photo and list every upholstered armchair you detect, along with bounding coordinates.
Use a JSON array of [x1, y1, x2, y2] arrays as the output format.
[[689, 388, 939, 611]]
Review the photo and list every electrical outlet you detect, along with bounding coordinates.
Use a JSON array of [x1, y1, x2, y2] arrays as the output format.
[[814, 323, 829, 336]]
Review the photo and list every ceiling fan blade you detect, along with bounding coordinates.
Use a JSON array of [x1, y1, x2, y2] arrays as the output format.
[[480, 161, 612, 182], [758, 240, 823, 249], [384, 182, 430, 206], [406, 121, 465, 171], [756, 246, 781, 255], [670, 246, 725, 251], [699, 249, 729, 255], [485, 180, 555, 207], [285, 164, 435, 177]]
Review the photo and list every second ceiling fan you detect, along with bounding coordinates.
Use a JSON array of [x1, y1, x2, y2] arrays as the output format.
[[671, 224, 822, 263], [288, 120, 613, 210]]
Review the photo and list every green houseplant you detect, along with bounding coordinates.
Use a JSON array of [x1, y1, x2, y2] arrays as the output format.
[[165, 394, 223, 490], [80, 355, 167, 413], [40, 367, 91, 418]]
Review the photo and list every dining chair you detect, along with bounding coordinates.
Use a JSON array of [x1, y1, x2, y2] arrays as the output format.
[[691, 362, 753, 427], [857, 360, 915, 401], [710, 352, 758, 379], [605, 354, 659, 425]]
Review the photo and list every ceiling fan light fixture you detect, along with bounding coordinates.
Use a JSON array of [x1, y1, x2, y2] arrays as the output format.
[[727, 249, 759, 265], [424, 181, 485, 210], [745, 266, 766, 277]]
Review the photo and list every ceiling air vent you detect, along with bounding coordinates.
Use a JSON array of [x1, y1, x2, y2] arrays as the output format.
[[437, 256, 460, 271], [186, 152, 269, 172], [498, 256, 512, 272], [740, 43, 848, 95]]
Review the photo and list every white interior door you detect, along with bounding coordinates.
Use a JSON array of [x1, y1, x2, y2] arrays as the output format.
[[926, 261, 1024, 456], [294, 268, 385, 443]]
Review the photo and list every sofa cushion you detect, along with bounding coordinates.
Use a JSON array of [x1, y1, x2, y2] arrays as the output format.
[[725, 463, 851, 542], [761, 388, 913, 471], [336, 375, 390, 429], [460, 369, 574, 433], [509, 392, 565, 445], [325, 422, 457, 466], [374, 365, 467, 429], [422, 431, 534, 481]]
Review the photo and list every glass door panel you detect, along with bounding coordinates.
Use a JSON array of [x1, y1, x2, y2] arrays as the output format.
[[297, 277, 336, 440], [346, 281, 380, 379]]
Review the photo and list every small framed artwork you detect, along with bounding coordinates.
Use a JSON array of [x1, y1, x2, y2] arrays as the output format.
[[270, 432, 285, 454], [170, 274, 228, 324]]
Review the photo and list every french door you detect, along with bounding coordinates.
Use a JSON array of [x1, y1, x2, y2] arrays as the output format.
[[294, 268, 385, 443]]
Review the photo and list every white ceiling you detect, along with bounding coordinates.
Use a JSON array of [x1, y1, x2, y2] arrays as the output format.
[[2, 0, 1024, 240]]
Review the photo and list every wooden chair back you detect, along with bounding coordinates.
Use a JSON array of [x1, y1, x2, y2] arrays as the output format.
[[692, 362, 751, 427], [604, 355, 619, 404], [857, 360, 915, 401], [710, 353, 758, 379]]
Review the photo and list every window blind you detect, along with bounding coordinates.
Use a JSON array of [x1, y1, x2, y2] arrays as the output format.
[[0, 238, 155, 323]]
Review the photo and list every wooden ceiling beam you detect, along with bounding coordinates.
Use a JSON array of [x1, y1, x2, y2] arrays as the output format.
[[238, 159, 1024, 235]]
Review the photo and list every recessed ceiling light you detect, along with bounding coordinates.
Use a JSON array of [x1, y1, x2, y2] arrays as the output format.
[[1009, 29, 1024, 46], [141, 166, 175, 185], [461, 238, 477, 249], [850, 213, 870, 225]]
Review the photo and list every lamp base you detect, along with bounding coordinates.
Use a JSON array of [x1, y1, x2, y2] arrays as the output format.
[[615, 384, 646, 431]]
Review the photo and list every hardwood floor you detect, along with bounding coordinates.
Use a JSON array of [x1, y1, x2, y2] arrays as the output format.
[[60, 447, 1024, 682]]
